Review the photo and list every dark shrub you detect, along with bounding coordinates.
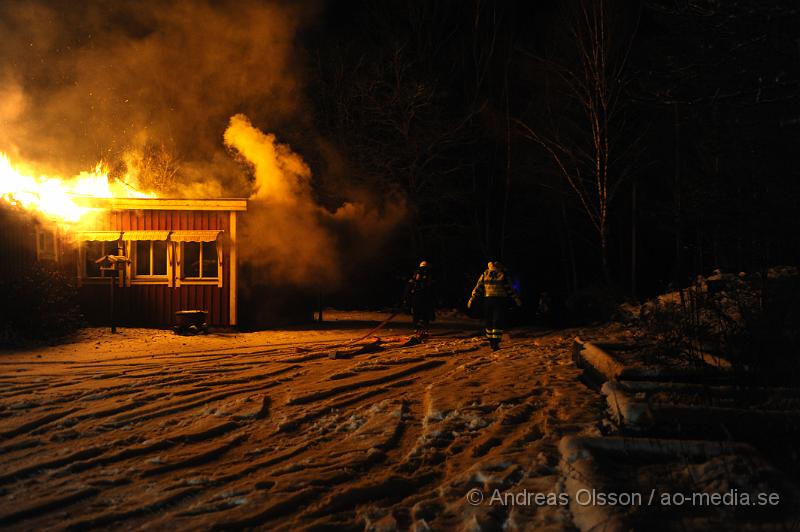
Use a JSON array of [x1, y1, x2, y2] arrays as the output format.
[[0, 263, 83, 346], [639, 269, 800, 385], [564, 284, 620, 324]]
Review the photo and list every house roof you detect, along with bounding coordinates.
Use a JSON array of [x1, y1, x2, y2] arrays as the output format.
[[74, 197, 248, 211]]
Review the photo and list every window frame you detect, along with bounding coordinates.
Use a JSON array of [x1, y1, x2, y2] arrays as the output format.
[[81, 240, 118, 281], [130, 239, 170, 284], [76, 230, 223, 288], [35, 226, 58, 262], [177, 239, 223, 287]]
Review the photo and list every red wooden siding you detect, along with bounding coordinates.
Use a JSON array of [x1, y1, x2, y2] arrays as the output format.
[[0, 207, 73, 279], [0, 208, 36, 279], [90, 209, 227, 233], [78, 209, 233, 328]]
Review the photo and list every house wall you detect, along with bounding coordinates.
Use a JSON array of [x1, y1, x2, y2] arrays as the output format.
[[0, 207, 71, 277], [78, 209, 233, 328], [79, 281, 230, 327], [0, 208, 36, 279]]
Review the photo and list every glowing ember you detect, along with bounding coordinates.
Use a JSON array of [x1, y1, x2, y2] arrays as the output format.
[[0, 153, 154, 224]]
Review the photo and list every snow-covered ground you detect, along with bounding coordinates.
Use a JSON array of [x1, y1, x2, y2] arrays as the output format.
[[0, 311, 606, 530]]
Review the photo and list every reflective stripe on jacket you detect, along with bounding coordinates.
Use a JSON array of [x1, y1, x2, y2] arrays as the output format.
[[470, 268, 521, 304]]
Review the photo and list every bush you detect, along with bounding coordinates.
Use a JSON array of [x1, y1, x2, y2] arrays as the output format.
[[564, 284, 620, 324], [0, 264, 83, 346], [638, 268, 800, 385]]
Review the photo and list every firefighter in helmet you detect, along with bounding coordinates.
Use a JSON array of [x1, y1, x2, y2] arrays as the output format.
[[467, 261, 522, 350], [404, 260, 435, 335]]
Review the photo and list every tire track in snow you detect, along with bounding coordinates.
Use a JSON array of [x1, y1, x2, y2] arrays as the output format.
[[0, 326, 601, 531], [286, 359, 445, 405]]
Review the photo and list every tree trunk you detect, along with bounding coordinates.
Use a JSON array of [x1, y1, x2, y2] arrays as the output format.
[[561, 200, 578, 293], [631, 181, 637, 298], [499, 49, 513, 260], [673, 102, 683, 283], [600, 221, 611, 285]]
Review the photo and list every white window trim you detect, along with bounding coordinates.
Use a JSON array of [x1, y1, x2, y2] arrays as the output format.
[[129, 240, 170, 285], [76, 230, 223, 289], [80, 240, 124, 286], [176, 239, 223, 287], [35, 226, 58, 262]]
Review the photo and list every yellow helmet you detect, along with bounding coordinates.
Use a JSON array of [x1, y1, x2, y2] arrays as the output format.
[[419, 261, 429, 268]]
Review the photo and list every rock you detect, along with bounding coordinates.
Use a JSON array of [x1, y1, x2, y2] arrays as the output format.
[[768, 265, 799, 279]]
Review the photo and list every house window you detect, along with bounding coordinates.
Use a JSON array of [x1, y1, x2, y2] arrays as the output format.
[[135, 240, 168, 277], [182, 241, 218, 279], [36, 227, 57, 261], [84, 241, 117, 277]]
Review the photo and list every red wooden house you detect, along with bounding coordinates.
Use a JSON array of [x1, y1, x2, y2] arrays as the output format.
[[73, 198, 247, 327], [3, 196, 322, 330], [1, 197, 247, 329]]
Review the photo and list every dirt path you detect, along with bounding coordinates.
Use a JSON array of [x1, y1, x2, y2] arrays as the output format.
[[0, 314, 606, 530]]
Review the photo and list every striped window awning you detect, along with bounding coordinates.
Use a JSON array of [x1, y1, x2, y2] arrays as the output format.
[[121, 230, 170, 241], [79, 231, 122, 242], [170, 230, 223, 242]]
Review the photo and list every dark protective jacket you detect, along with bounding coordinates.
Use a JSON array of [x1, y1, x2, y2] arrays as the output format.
[[405, 267, 435, 309], [469, 266, 522, 307]]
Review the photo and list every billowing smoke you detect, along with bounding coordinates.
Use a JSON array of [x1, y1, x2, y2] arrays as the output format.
[[225, 114, 405, 289], [0, 0, 312, 193], [0, 1, 407, 293]]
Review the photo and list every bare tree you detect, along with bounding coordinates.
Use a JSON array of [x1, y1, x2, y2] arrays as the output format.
[[313, 3, 501, 259], [517, 0, 641, 283], [116, 142, 181, 195], [633, 0, 800, 279]]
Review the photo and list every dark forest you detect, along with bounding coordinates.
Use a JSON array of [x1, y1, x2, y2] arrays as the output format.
[[304, 0, 800, 318]]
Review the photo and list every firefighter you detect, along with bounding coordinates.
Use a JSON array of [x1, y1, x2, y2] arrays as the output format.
[[467, 261, 522, 350], [404, 261, 435, 336], [537, 291, 553, 327]]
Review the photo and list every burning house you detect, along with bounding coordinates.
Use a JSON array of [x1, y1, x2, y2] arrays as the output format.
[[1, 155, 248, 330], [74, 198, 246, 328], [1, 197, 247, 329], [1, 113, 388, 333]]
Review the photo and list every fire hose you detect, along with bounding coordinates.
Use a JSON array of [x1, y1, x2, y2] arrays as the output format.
[[345, 311, 399, 345]]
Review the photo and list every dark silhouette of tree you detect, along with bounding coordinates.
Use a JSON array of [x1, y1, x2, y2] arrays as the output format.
[[312, 1, 520, 301], [516, 0, 642, 284], [633, 0, 800, 278], [112, 142, 181, 195], [307, 0, 800, 311]]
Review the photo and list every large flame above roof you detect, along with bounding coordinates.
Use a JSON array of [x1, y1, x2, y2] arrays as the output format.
[[0, 153, 155, 224]]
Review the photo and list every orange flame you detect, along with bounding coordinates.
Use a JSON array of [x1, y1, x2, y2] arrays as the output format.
[[0, 153, 154, 224]]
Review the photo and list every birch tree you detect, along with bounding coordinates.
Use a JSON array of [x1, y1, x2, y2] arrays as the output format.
[[517, 0, 641, 283]]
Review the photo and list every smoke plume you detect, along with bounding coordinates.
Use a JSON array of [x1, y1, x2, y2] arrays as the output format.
[[0, 0, 407, 292], [0, 0, 312, 193], [224, 114, 405, 289]]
